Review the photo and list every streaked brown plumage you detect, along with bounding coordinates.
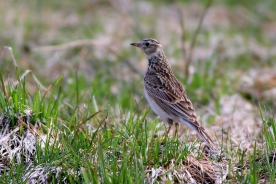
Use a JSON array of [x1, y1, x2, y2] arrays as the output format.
[[131, 38, 214, 147]]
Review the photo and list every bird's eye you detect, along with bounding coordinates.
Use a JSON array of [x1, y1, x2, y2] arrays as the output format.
[[145, 42, 150, 46]]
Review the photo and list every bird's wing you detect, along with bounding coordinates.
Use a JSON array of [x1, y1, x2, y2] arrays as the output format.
[[145, 73, 215, 147], [144, 73, 198, 124]]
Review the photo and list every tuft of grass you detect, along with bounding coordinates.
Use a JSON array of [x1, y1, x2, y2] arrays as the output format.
[[228, 105, 276, 183], [259, 104, 276, 151]]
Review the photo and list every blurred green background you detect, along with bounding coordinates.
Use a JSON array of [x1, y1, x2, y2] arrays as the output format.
[[1, 0, 276, 117]]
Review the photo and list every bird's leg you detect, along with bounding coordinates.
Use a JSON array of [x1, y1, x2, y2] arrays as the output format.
[[174, 123, 179, 137], [167, 119, 173, 135]]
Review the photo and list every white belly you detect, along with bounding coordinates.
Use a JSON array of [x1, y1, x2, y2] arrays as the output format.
[[144, 88, 171, 121]]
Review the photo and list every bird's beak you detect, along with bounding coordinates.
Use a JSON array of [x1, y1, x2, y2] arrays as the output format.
[[130, 42, 141, 48]]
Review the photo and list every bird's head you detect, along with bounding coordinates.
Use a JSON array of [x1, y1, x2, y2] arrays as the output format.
[[131, 38, 162, 57]]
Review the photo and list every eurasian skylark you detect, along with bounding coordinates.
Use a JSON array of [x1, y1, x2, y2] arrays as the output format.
[[131, 38, 214, 148]]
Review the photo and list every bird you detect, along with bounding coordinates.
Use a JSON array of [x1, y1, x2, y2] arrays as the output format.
[[130, 38, 215, 148]]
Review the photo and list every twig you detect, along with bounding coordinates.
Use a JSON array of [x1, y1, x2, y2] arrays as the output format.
[[177, 6, 186, 68], [33, 38, 144, 77], [0, 46, 18, 67], [183, 0, 213, 77], [14, 69, 47, 89], [273, 102, 276, 120], [32, 39, 101, 52]]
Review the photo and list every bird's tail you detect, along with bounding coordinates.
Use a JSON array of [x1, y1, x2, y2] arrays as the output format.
[[180, 119, 215, 148], [196, 125, 215, 147]]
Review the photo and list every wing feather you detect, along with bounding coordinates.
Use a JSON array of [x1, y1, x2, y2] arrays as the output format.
[[144, 74, 199, 125]]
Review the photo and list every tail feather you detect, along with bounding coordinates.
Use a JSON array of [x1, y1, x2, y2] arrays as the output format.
[[179, 119, 215, 147], [197, 126, 215, 147]]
